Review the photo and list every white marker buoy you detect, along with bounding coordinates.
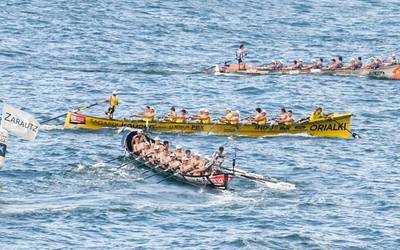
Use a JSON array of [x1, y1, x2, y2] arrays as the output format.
[[0, 127, 9, 168]]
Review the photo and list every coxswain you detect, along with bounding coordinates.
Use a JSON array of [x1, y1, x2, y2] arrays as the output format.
[[175, 109, 187, 123], [249, 108, 267, 125], [337, 56, 344, 69], [164, 106, 177, 122], [105, 90, 119, 119], [191, 109, 211, 124], [208, 146, 225, 174], [236, 44, 247, 70], [310, 107, 325, 122]]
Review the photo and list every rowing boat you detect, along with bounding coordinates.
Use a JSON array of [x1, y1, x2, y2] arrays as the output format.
[[213, 64, 400, 80], [64, 112, 354, 139], [121, 129, 234, 189]]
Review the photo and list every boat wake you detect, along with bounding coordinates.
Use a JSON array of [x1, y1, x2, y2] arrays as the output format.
[[40, 124, 66, 131]]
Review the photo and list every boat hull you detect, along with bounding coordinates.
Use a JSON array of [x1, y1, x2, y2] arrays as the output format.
[[65, 112, 353, 139], [122, 130, 234, 189], [214, 64, 400, 80]]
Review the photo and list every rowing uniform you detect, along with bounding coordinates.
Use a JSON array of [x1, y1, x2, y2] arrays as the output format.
[[166, 111, 177, 122], [254, 111, 267, 125], [336, 61, 343, 69], [106, 95, 119, 118], [236, 48, 246, 66], [199, 116, 211, 124], [175, 115, 186, 123], [355, 60, 362, 69], [310, 111, 322, 122], [143, 112, 155, 122]]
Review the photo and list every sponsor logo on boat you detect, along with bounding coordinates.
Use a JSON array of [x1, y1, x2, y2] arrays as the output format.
[[70, 114, 86, 124], [309, 122, 347, 131]]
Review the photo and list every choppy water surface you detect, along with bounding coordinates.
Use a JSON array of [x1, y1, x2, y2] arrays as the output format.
[[1, 0, 399, 249]]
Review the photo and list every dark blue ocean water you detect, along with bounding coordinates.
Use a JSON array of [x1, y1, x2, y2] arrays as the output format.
[[1, 0, 399, 249]]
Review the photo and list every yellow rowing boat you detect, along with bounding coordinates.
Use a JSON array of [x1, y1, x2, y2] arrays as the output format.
[[64, 112, 354, 139]]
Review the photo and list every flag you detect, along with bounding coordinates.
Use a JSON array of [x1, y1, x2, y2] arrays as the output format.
[[1, 103, 40, 141]]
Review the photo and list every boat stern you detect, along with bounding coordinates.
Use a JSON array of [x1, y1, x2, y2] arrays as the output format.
[[306, 113, 353, 139]]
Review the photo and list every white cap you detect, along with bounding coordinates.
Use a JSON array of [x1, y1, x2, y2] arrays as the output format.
[[203, 109, 209, 113], [199, 108, 205, 112], [299, 59, 303, 62], [204, 156, 210, 160], [312, 59, 316, 62], [351, 58, 355, 61], [225, 108, 231, 111], [137, 129, 143, 133], [271, 60, 276, 63], [149, 106, 155, 110], [112, 90, 118, 95], [176, 145, 182, 150], [182, 156, 189, 161], [154, 137, 160, 141], [193, 151, 200, 156], [235, 110, 240, 114]]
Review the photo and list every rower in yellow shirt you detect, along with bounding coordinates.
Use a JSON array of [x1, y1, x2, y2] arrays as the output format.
[[310, 107, 325, 122], [105, 90, 119, 119], [219, 108, 240, 125], [164, 106, 177, 122], [248, 108, 267, 125], [191, 109, 211, 124], [175, 109, 187, 123], [132, 106, 156, 122]]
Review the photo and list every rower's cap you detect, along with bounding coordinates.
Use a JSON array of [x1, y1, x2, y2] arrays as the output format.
[[203, 109, 209, 113], [351, 58, 355, 61], [299, 59, 303, 62], [199, 108, 205, 112], [137, 129, 143, 133], [225, 108, 231, 111], [176, 145, 182, 149], [182, 156, 189, 161], [169, 153, 175, 157], [312, 59, 316, 62], [145, 141, 150, 145], [154, 136, 160, 141], [112, 90, 118, 95], [272, 60, 276, 63], [235, 110, 240, 114], [193, 151, 200, 156], [204, 156, 210, 160], [149, 106, 155, 110]]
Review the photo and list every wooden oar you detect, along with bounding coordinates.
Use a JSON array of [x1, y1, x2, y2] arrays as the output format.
[[143, 166, 170, 180], [41, 99, 106, 124]]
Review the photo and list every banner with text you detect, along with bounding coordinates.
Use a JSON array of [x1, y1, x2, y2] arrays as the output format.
[[1, 103, 40, 141]]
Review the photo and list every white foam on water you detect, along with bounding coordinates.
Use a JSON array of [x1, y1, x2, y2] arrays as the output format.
[[40, 124, 66, 131]]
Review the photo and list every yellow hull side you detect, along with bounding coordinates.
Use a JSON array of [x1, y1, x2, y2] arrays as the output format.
[[64, 112, 352, 139]]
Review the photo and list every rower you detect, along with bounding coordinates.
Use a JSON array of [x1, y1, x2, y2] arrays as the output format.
[[174, 145, 183, 161], [218, 108, 234, 124], [168, 153, 181, 171], [249, 108, 267, 125], [162, 140, 169, 152], [164, 106, 177, 122], [316, 58, 324, 69], [231, 110, 240, 124], [180, 156, 192, 174], [327, 58, 337, 70], [297, 59, 304, 69], [159, 149, 171, 168], [344, 58, 357, 70], [133, 106, 156, 122], [337, 56, 344, 69], [310, 106, 325, 122], [384, 54, 396, 65], [282, 110, 294, 124], [175, 109, 187, 123], [184, 149, 192, 162], [132, 136, 142, 154], [236, 44, 247, 70], [276, 60, 284, 70], [290, 60, 299, 70], [304, 59, 317, 70], [356, 57, 363, 69], [274, 108, 288, 122], [105, 90, 119, 119], [190, 155, 210, 176], [191, 108, 211, 124]]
